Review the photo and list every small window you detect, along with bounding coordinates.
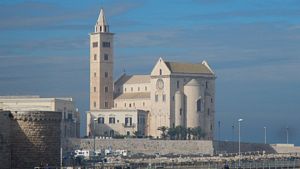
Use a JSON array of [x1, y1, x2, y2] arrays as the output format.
[[131, 87, 133, 92], [105, 72, 108, 78], [102, 42, 110, 48], [98, 117, 104, 124], [129, 103, 131, 108], [172, 96, 175, 101], [211, 98, 213, 103], [143, 102, 145, 106], [104, 54, 108, 60], [177, 81, 180, 89], [94, 54, 97, 60], [159, 69, 162, 75], [125, 117, 132, 126], [125, 88, 127, 92], [162, 94, 166, 102], [124, 103, 126, 107], [94, 102, 96, 108], [115, 103, 117, 107], [94, 87, 96, 92], [206, 81, 208, 89], [105, 102, 108, 108], [133, 103, 135, 107], [94, 72, 96, 77], [180, 108, 182, 115], [109, 117, 115, 124], [138, 87, 140, 91], [155, 95, 158, 102], [145, 86, 147, 91], [105, 86, 108, 93], [197, 99, 202, 112], [93, 42, 98, 48]]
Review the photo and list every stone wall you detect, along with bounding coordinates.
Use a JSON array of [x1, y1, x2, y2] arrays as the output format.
[[63, 138, 214, 155], [213, 141, 277, 154], [271, 144, 300, 154], [10, 111, 61, 169], [0, 111, 12, 169], [63, 139, 279, 156]]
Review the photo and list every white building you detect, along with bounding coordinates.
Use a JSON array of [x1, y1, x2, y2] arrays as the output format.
[[0, 95, 80, 138], [87, 9, 216, 139]]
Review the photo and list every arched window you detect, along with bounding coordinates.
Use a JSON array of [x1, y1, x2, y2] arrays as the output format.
[[197, 99, 202, 112], [159, 69, 162, 75]]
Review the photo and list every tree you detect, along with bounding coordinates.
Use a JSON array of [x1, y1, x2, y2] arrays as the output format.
[[191, 126, 206, 140], [187, 127, 192, 140], [175, 126, 187, 140], [167, 127, 176, 140], [157, 126, 168, 139]]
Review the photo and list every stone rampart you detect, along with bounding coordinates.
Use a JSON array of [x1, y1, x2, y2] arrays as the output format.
[[10, 111, 61, 169], [0, 111, 12, 169]]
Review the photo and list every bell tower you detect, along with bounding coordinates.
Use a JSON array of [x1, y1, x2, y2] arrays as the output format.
[[90, 8, 114, 110]]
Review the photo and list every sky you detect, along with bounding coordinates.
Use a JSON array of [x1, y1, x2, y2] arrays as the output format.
[[0, 0, 299, 145]]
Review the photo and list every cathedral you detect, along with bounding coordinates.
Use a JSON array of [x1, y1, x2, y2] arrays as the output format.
[[87, 9, 216, 139]]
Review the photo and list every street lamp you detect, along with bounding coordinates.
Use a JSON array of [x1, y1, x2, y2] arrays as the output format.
[[93, 118, 97, 169], [238, 118, 243, 167], [264, 127, 267, 144], [286, 126, 289, 144]]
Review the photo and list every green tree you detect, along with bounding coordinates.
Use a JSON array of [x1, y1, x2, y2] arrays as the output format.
[[167, 127, 176, 140], [157, 126, 168, 139], [187, 127, 192, 140], [175, 126, 187, 140], [191, 126, 206, 140]]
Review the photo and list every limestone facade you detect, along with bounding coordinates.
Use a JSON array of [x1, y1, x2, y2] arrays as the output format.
[[88, 9, 216, 139], [87, 109, 148, 137], [0, 95, 80, 138]]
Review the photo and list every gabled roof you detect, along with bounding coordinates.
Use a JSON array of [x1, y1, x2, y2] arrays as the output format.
[[114, 92, 150, 100], [164, 61, 214, 74], [115, 74, 150, 85]]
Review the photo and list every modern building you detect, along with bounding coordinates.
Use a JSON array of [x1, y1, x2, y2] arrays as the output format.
[[0, 95, 80, 138], [87, 9, 216, 139]]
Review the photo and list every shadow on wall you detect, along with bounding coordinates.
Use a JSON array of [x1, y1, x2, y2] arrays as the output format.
[[10, 112, 61, 169], [213, 140, 277, 154]]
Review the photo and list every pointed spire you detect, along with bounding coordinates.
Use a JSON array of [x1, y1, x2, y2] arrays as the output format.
[[95, 8, 109, 33], [97, 8, 107, 26]]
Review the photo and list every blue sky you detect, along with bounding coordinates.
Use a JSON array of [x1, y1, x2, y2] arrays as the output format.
[[0, 0, 300, 145]]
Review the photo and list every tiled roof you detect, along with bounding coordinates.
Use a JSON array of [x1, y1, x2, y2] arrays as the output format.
[[165, 61, 213, 74], [114, 92, 150, 100]]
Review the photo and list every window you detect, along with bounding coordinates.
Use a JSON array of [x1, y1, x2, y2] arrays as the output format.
[[131, 87, 133, 92], [104, 54, 108, 60], [102, 42, 110, 48], [197, 99, 202, 112], [133, 103, 135, 107], [68, 113, 72, 120], [180, 108, 182, 115], [155, 94, 158, 102], [93, 42, 98, 48], [177, 81, 180, 89], [94, 87, 96, 92], [124, 103, 126, 107], [105, 102, 108, 108], [159, 69, 162, 75], [129, 103, 131, 108], [98, 117, 104, 124], [125, 117, 132, 126], [143, 102, 145, 106], [206, 81, 208, 89], [94, 54, 97, 60], [94, 101, 96, 108], [125, 88, 127, 92], [127, 131, 130, 136], [138, 87, 140, 91], [109, 117, 115, 124], [145, 86, 147, 91], [105, 86, 108, 93], [162, 94, 166, 102], [94, 72, 96, 77], [105, 72, 108, 78], [211, 98, 213, 103], [172, 96, 175, 101], [115, 103, 117, 107]]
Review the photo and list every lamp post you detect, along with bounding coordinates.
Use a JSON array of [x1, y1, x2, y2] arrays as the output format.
[[264, 127, 267, 144], [286, 126, 289, 144], [93, 118, 97, 169], [238, 118, 243, 167]]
